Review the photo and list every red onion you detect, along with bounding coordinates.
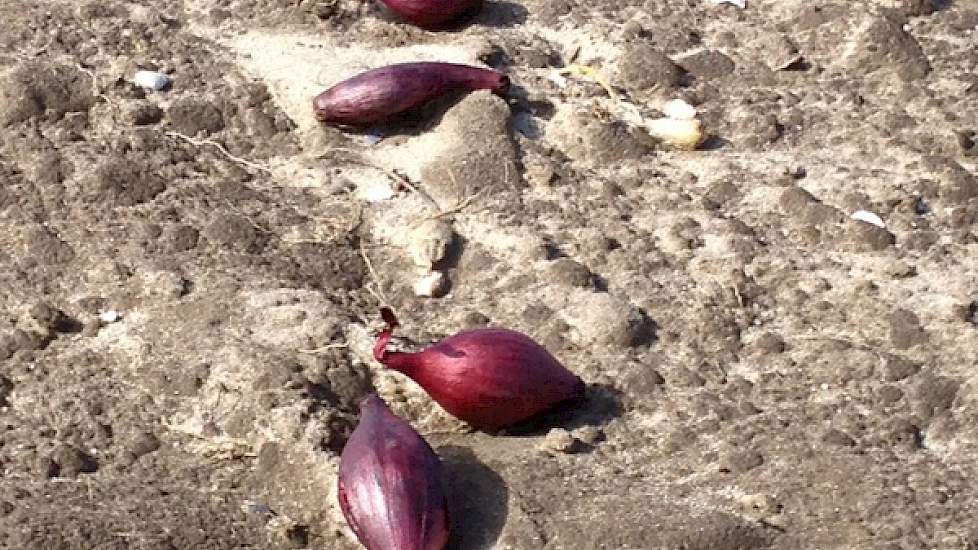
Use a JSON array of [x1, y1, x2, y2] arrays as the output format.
[[377, 0, 481, 28], [373, 309, 585, 431], [313, 62, 509, 126], [338, 394, 450, 550]]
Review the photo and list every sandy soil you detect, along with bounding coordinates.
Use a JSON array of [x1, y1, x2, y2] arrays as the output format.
[[2, 0, 978, 548]]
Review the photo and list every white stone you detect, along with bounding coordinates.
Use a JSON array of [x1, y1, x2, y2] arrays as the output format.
[[407, 219, 454, 271], [413, 271, 447, 298], [357, 180, 396, 202], [645, 118, 704, 150], [99, 310, 122, 324], [661, 99, 697, 120], [133, 70, 171, 91], [850, 210, 885, 228]]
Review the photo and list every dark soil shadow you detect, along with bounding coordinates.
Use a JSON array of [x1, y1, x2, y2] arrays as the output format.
[[470, 1, 529, 28], [433, 232, 465, 272], [500, 383, 625, 437], [700, 136, 732, 151], [438, 446, 509, 550]]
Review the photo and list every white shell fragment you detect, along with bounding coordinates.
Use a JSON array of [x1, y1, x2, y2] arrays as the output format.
[[851, 210, 886, 228], [133, 70, 171, 91], [709, 0, 746, 7], [407, 219, 454, 272], [645, 118, 705, 151], [661, 99, 697, 120], [413, 271, 447, 298]]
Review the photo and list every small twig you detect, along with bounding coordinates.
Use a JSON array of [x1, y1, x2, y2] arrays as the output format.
[[560, 64, 619, 101], [224, 200, 273, 234], [76, 64, 114, 107], [297, 342, 349, 355], [359, 241, 390, 305], [317, 148, 441, 210], [167, 132, 272, 174], [420, 190, 485, 224], [447, 169, 463, 202]]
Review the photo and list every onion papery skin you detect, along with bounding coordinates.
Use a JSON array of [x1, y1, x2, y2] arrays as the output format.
[[338, 394, 450, 550], [374, 323, 585, 431], [378, 0, 482, 28], [313, 62, 509, 126]]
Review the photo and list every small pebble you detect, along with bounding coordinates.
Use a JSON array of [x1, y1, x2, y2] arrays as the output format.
[[133, 70, 171, 91], [738, 493, 781, 517], [661, 99, 697, 120], [408, 219, 454, 272], [413, 271, 448, 298], [573, 426, 604, 445], [850, 210, 886, 228], [719, 449, 763, 473], [99, 310, 122, 324], [913, 197, 930, 215], [547, 71, 569, 88], [539, 428, 579, 454], [645, 118, 704, 150], [357, 180, 396, 203]]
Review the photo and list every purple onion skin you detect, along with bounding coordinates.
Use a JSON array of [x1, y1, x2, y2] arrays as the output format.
[[374, 316, 585, 432], [378, 0, 482, 28], [338, 394, 450, 550], [313, 62, 510, 126]]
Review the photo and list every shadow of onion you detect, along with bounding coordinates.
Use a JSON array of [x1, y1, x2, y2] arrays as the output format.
[[470, 1, 529, 28], [438, 446, 509, 550], [500, 383, 624, 437]]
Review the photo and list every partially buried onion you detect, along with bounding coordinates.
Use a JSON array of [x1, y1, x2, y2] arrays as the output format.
[[338, 394, 450, 550], [313, 62, 509, 126], [378, 0, 482, 28], [373, 309, 586, 431]]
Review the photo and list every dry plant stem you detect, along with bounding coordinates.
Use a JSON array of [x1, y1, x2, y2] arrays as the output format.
[[76, 64, 114, 107], [560, 64, 619, 100], [298, 342, 349, 354], [223, 201, 272, 234], [420, 190, 484, 224], [167, 131, 272, 174], [407, 170, 484, 227], [359, 241, 391, 305], [316, 148, 441, 210]]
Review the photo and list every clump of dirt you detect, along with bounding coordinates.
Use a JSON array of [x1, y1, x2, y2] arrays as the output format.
[[0, 63, 94, 126], [419, 91, 522, 209]]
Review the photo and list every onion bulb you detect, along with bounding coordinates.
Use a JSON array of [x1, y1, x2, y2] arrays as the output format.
[[373, 309, 585, 431]]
